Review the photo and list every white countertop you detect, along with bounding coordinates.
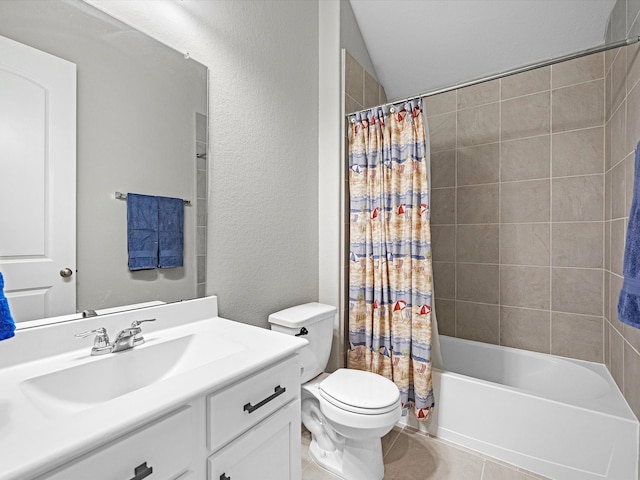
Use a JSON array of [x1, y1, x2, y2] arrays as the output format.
[[0, 297, 307, 480]]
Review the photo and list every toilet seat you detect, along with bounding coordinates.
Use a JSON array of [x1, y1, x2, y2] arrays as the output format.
[[319, 369, 400, 415]]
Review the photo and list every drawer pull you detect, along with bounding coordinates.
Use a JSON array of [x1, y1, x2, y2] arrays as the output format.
[[220, 475, 231, 480], [129, 461, 153, 480], [243, 385, 286, 414]]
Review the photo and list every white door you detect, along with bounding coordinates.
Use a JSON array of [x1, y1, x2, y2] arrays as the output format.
[[0, 34, 76, 322]]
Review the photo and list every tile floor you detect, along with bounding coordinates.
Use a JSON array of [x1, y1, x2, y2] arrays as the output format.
[[301, 426, 550, 480]]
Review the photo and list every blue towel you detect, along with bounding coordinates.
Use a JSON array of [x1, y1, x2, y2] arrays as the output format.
[[618, 142, 640, 328], [0, 272, 15, 341], [127, 194, 159, 271], [158, 196, 184, 268]]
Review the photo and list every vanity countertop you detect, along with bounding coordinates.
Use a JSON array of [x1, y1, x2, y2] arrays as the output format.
[[0, 296, 307, 480]]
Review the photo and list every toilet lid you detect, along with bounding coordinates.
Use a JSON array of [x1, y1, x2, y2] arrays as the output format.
[[319, 369, 400, 414]]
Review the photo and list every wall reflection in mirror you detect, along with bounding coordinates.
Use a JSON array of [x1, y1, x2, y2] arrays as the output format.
[[0, 0, 208, 326]]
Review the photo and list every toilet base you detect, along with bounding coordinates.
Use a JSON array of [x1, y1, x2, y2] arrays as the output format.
[[308, 435, 384, 480]]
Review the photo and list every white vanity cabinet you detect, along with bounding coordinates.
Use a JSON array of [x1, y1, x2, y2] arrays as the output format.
[[206, 355, 301, 480], [34, 354, 301, 480], [41, 406, 194, 480]]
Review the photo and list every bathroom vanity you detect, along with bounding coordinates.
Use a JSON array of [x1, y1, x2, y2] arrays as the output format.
[[0, 296, 307, 480]]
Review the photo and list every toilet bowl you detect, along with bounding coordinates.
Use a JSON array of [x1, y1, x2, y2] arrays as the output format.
[[269, 303, 401, 480]]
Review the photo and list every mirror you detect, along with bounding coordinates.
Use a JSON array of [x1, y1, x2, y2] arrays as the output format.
[[0, 0, 208, 325]]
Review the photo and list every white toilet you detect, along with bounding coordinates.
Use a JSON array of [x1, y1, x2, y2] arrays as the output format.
[[269, 303, 401, 480]]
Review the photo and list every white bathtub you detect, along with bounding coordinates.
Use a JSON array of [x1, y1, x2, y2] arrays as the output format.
[[424, 335, 639, 480]]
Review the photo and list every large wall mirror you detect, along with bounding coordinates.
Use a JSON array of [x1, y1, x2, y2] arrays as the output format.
[[0, 0, 208, 326]]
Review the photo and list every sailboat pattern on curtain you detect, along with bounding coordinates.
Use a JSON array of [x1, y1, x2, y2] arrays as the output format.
[[347, 99, 435, 420]]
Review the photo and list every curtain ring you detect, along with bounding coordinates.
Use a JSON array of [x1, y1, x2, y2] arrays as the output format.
[[390, 107, 395, 113]]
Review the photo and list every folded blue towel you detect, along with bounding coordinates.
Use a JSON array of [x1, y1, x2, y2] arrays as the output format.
[[127, 194, 159, 271], [618, 142, 640, 329], [158, 196, 184, 268], [0, 272, 16, 341]]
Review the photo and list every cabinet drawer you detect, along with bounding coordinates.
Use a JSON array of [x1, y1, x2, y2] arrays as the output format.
[[207, 355, 299, 452], [208, 399, 301, 480], [43, 406, 193, 480]]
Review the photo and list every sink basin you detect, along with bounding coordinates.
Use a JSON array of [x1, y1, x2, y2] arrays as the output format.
[[20, 331, 244, 415]]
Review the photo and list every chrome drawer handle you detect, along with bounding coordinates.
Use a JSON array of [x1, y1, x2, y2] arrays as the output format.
[[243, 385, 286, 414], [129, 461, 153, 480]]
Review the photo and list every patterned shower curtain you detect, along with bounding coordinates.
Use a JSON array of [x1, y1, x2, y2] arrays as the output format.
[[347, 99, 435, 420]]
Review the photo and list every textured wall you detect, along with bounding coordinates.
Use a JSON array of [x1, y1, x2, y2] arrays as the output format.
[[604, 0, 640, 421], [86, 0, 321, 328], [427, 53, 606, 363]]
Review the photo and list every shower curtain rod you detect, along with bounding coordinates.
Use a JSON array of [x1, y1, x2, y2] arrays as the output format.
[[348, 36, 640, 116]]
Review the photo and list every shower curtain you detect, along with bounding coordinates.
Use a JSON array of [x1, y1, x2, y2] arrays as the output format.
[[347, 99, 435, 420]]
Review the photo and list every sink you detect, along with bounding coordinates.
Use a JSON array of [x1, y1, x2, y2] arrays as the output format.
[[20, 331, 244, 415]]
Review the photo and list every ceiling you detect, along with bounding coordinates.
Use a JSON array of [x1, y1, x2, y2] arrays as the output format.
[[350, 0, 618, 101]]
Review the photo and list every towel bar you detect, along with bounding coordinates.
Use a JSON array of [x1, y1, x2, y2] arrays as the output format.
[[115, 192, 191, 206]]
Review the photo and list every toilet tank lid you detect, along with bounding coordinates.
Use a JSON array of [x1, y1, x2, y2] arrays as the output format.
[[268, 302, 336, 328]]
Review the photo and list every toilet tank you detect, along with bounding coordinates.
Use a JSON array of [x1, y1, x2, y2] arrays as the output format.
[[268, 303, 336, 383]]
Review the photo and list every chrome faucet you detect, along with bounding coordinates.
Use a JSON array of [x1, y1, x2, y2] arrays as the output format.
[[75, 319, 156, 355]]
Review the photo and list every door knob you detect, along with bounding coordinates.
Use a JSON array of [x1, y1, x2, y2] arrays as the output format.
[[60, 267, 73, 278]]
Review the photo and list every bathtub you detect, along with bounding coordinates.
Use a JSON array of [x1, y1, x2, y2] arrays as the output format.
[[423, 335, 639, 480]]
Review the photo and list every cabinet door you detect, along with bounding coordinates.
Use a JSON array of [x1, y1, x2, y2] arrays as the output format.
[[42, 407, 193, 480], [208, 399, 301, 480]]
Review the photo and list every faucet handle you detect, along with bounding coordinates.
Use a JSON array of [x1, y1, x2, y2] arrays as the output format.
[[131, 318, 156, 328], [75, 327, 110, 349]]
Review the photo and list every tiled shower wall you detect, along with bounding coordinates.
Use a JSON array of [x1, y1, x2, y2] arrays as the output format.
[[604, 0, 640, 420], [427, 54, 606, 363]]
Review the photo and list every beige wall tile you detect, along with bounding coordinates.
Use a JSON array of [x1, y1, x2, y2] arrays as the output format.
[[551, 267, 603, 315], [627, 41, 640, 94], [605, 316, 611, 368], [457, 103, 499, 147], [500, 266, 550, 309], [431, 187, 456, 225], [426, 90, 456, 116], [611, 218, 626, 276], [610, 324, 624, 389], [626, 81, 640, 154], [501, 92, 550, 141], [457, 184, 499, 224], [500, 223, 550, 266], [605, 170, 612, 222], [500, 307, 551, 353], [431, 149, 456, 188], [551, 175, 604, 222], [433, 261, 455, 299], [430, 112, 457, 153], [605, 271, 611, 322], [624, 342, 640, 419], [611, 99, 627, 167], [378, 85, 387, 105], [626, 152, 635, 214], [605, 220, 612, 272], [501, 136, 550, 182], [606, 67, 612, 123], [456, 301, 500, 344], [345, 51, 363, 105], [612, 159, 627, 219], [552, 80, 604, 133], [551, 127, 604, 177], [457, 263, 499, 304], [551, 222, 603, 268], [611, 273, 624, 331], [501, 179, 550, 223], [434, 298, 455, 336], [501, 67, 550, 100], [612, 47, 627, 114], [551, 312, 603, 362], [605, 48, 619, 77], [457, 80, 499, 109], [457, 143, 499, 185], [345, 93, 362, 115], [456, 224, 499, 264], [363, 70, 379, 109], [605, 117, 612, 171], [552, 53, 604, 89], [624, 323, 640, 358], [431, 225, 456, 262]]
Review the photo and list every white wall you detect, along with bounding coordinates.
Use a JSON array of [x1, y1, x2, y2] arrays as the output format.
[[86, 0, 321, 327], [340, 0, 379, 81]]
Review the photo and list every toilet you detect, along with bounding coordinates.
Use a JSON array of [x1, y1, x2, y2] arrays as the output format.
[[269, 303, 401, 480]]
